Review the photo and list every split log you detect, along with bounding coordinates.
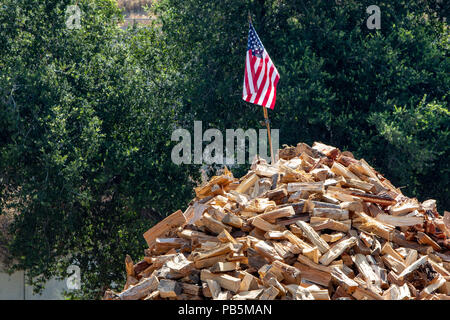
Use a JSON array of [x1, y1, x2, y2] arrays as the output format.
[[259, 286, 279, 300], [252, 217, 285, 232], [376, 214, 423, 227], [312, 208, 349, 221], [202, 213, 232, 235], [143, 210, 186, 247], [200, 269, 241, 293], [296, 221, 330, 254], [232, 289, 264, 300], [330, 266, 358, 294], [319, 237, 357, 265]]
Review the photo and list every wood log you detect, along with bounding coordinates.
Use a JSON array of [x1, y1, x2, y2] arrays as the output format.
[[376, 214, 423, 227], [211, 261, 239, 273], [304, 285, 331, 300], [200, 269, 241, 293], [382, 254, 406, 274], [353, 254, 380, 285], [164, 253, 194, 278], [252, 216, 285, 232], [321, 232, 344, 243], [254, 240, 283, 262], [319, 237, 357, 265], [232, 289, 264, 300], [283, 230, 313, 250], [381, 242, 405, 263], [422, 274, 446, 295], [178, 229, 218, 242], [389, 201, 420, 216], [312, 208, 349, 221], [235, 173, 258, 194], [272, 260, 302, 285], [206, 279, 222, 299], [180, 283, 202, 296], [287, 182, 324, 193], [302, 247, 321, 264], [202, 212, 232, 235], [293, 264, 331, 287], [192, 243, 233, 262], [331, 162, 361, 181], [311, 218, 351, 233], [398, 255, 428, 279], [259, 286, 279, 300], [249, 206, 295, 223], [144, 290, 160, 300], [239, 272, 260, 292], [143, 210, 186, 247], [342, 178, 375, 193], [125, 255, 136, 278], [331, 266, 358, 294], [222, 212, 244, 228], [285, 284, 315, 300], [296, 221, 330, 254], [264, 230, 286, 240], [416, 232, 441, 251], [118, 276, 159, 300]]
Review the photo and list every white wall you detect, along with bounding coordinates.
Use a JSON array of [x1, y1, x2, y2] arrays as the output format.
[[0, 266, 69, 300]]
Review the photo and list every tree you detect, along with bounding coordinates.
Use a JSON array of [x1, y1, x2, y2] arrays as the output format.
[[0, 0, 199, 298]]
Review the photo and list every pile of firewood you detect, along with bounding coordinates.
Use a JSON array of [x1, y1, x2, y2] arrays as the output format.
[[104, 142, 450, 300]]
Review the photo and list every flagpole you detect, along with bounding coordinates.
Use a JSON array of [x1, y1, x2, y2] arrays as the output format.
[[263, 107, 275, 164], [248, 12, 275, 164]]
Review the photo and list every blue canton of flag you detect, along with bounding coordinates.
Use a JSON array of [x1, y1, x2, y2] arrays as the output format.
[[247, 23, 264, 58]]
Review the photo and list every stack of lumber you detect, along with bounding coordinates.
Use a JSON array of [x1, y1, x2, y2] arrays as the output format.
[[104, 141, 450, 300]]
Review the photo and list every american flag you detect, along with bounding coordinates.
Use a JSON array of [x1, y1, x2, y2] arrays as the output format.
[[242, 22, 280, 110]]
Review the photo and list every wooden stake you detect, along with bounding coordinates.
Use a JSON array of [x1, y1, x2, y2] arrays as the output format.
[[263, 107, 275, 164]]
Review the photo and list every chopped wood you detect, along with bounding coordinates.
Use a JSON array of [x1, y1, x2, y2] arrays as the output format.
[[202, 212, 232, 235], [296, 221, 330, 254], [259, 286, 279, 300], [287, 182, 324, 193], [239, 272, 260, 292], [235, 173, 258, 194], [376, 214, 423, 227], [398, 255, 428, 279], [222, 212, 244, 228], [192, 243, 233, 261], [321, 232, 344, 243], [158, 279, 182, 299], [331, 266, 358, 294], [312, 208, 349, 221], [108, 141, 450, 300], [249, 206, 295, 223], [143, 210, 186, 247], [206, 279, 222, 299], [302, 247, 321, 264], [232, 289, 264, 300], [381, 242, 406, 263], [319, 237, 357, 266], [119, 276, 159, 300], [200, 269, 241, 293], [252, 216, 285, 232], [416, 231, 442, 251]]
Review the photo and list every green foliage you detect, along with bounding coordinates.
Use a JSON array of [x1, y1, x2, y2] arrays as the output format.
[[0, 0, 199, 299]]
